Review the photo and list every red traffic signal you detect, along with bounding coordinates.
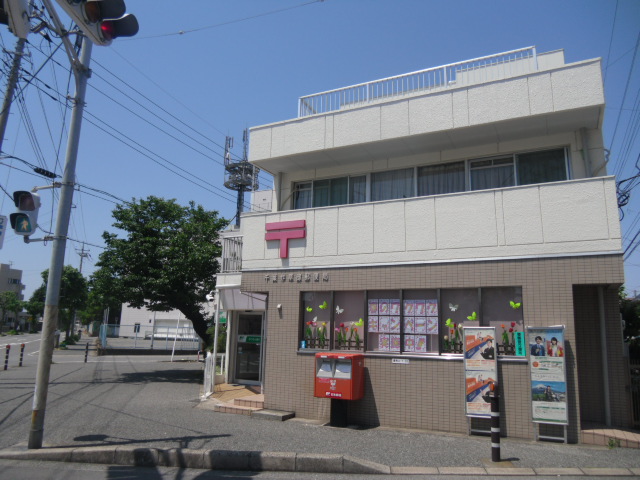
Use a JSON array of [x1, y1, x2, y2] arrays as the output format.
[[55, 0, 138, 46]]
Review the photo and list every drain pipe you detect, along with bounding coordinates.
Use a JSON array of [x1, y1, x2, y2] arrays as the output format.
[[598, 286, 611, 426], [581, 128, 592, 177]]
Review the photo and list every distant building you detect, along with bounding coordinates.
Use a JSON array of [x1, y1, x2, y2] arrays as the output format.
[[216, 47, 630, 443], [0, 263, 27, 329], [0, 263, 25, 300]]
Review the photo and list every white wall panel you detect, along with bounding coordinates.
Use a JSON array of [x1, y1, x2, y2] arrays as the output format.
[[338, 205, 374, 255], [373, 202, 406, 253]]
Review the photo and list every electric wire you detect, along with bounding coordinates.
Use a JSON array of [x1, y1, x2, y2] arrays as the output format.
[[133, 0, 326, 40]]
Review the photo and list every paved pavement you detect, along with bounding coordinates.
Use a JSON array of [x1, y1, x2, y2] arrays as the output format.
[[0, 334, 639, 478]]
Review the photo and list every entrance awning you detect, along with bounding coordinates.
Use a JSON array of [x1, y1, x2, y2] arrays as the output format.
[[219, 288, 266, 311]]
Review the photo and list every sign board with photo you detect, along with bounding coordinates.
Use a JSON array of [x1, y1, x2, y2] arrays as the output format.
[[463, 326, 497, 418], [527, 326, 568, 425]]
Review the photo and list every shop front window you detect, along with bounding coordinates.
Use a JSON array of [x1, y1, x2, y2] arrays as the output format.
[[299, 287, 524, 357]]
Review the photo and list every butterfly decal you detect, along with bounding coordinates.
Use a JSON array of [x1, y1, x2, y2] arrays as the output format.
[[306, 306, 313, 313], [510, 301, 522, 309], [445, 318, 454, 328], [319, 301, 328, 310], [467, 311, 477, 321], [336, 305, 344, 315], [449, 303, 459, 312]]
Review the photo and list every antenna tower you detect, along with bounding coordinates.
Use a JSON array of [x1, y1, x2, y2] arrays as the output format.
[[223, 129, 260, 227]]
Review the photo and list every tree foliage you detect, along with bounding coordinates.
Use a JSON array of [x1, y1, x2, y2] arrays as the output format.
[[31, 266, 88, 336], [93, 196, 228, 344], [0, 291, 22, 325]]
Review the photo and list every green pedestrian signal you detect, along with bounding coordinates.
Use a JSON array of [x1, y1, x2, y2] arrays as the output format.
[[9, 190, 40, 236]]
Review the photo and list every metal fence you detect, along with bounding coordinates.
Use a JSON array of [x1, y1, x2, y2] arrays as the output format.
[[202, 352, 227, 398], [298, 46, 537, 117]]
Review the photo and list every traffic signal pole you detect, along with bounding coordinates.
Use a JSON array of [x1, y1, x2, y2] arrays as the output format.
[[28, 37, 92, 450], [0, 36, 26, 154]]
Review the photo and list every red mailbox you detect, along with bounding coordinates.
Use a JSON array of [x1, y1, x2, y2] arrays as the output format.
[[314, 352, 364, 400]]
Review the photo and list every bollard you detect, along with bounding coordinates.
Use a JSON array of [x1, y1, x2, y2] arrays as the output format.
[[490, 381, 501, 462], [4, 344, 9, 371], [19, 344, 25, 367], [84, 342, 89, 363]]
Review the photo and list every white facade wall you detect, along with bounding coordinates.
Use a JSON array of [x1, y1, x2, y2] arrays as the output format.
[[240, 176, 621, 271], [249, 59, 603, 167]]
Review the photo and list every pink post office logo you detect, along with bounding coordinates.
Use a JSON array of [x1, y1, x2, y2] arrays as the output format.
[[265, 220, 306, 258]]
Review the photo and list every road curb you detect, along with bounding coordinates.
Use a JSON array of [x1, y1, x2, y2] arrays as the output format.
[[0, 446, 637, 475]]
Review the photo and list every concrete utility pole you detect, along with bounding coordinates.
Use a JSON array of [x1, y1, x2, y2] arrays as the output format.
[[0, 36, 26, 153], [28, 36, 92, 450]]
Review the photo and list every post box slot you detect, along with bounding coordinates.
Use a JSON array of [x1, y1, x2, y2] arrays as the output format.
[[316, 360, 334, 378], [334, 361, 352, 379]]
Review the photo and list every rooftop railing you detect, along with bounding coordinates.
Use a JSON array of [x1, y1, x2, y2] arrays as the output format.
[[298, 47, 538, 117]]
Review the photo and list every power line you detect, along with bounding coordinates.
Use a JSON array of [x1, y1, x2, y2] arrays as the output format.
[[133, 0, 325, 40]]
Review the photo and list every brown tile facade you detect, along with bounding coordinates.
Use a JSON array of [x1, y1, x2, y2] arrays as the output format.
[[242, 254, 629, 443]]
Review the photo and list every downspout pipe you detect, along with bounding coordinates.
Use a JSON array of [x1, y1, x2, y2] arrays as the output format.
[[581, 128, 592, 177]]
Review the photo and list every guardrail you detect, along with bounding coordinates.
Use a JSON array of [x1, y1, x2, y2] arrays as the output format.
[[298, 47, 537, 117]]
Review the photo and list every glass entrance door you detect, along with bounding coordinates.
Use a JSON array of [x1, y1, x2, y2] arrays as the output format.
[[234, 313, 263, 383]]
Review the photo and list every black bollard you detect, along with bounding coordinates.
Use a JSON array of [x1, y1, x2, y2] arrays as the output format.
[[19, 344, 25, 367], [84, 342, 89, 363], [4, 345, 9, 371], [490, 382, 501, 462]]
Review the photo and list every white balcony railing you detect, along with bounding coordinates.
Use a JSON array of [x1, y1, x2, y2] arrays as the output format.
[[298, 47, 537, 117], [222, 236, 243, 273]]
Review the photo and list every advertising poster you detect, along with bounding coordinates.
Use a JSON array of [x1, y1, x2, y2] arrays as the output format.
[[463, 327, 497, 417], [527, 326, 568, 425]]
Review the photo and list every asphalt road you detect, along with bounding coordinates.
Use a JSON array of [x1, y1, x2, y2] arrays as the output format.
[[1, 332, 639, 478]]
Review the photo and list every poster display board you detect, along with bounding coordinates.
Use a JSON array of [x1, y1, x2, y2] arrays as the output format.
[[527, 326, 568, 425], [463, 326, 497, 417]]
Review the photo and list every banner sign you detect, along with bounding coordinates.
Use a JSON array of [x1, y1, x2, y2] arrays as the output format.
[[0, 215, 6, 249], [463, 326, 497, 417], [527, 326, 568, 425]]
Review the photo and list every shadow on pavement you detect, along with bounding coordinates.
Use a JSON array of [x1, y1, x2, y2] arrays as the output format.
[[115, 369, 203, 384], [68, 432, 231, 449]]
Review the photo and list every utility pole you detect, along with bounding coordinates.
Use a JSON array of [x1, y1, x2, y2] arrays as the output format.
[[28, 34, 92, 450], [0, 36, 26, 153], [76, 242, 90, 273]]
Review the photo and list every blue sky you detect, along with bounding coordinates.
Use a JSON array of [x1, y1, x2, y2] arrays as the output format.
[[0, 0, 639, 300]]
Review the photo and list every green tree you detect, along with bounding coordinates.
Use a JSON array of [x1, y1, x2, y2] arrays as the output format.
[[24, 291, 45, 332], [93, 196, 228, 345], [79, 268, 123, 326], [0, 291, 22, 328], [31, 266, 88, 339]]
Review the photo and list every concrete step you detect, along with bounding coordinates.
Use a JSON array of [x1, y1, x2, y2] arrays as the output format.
[[213, 402, 261, 416], [234, 394, 264, 409]]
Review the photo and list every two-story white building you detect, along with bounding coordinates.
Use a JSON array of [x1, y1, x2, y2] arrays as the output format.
[[215, 47, 631, 443]]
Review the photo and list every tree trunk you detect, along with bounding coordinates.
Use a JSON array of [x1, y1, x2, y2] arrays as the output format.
[[178, 305, 211, 348]]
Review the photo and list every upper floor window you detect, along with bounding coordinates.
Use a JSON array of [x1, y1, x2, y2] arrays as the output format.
[[371, 168, 414, 201], [293, 147, 569, 209], [7, 278, 19, 285], [418, 161, 465, 196], [470, 148, 567, 191], [293, 175, 366, 209]]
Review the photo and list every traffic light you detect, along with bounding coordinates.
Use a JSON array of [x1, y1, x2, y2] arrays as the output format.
[[9, 190, 40, 236], [54, 0, 138, 46], [0, 0, 32, 39]]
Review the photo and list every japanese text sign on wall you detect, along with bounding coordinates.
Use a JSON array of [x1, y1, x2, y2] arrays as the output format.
[[265, 220, 306, 258]]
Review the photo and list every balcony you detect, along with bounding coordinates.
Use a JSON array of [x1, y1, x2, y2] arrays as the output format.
[[239, 176, 621, 271], [249, 48, 604, 175]]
